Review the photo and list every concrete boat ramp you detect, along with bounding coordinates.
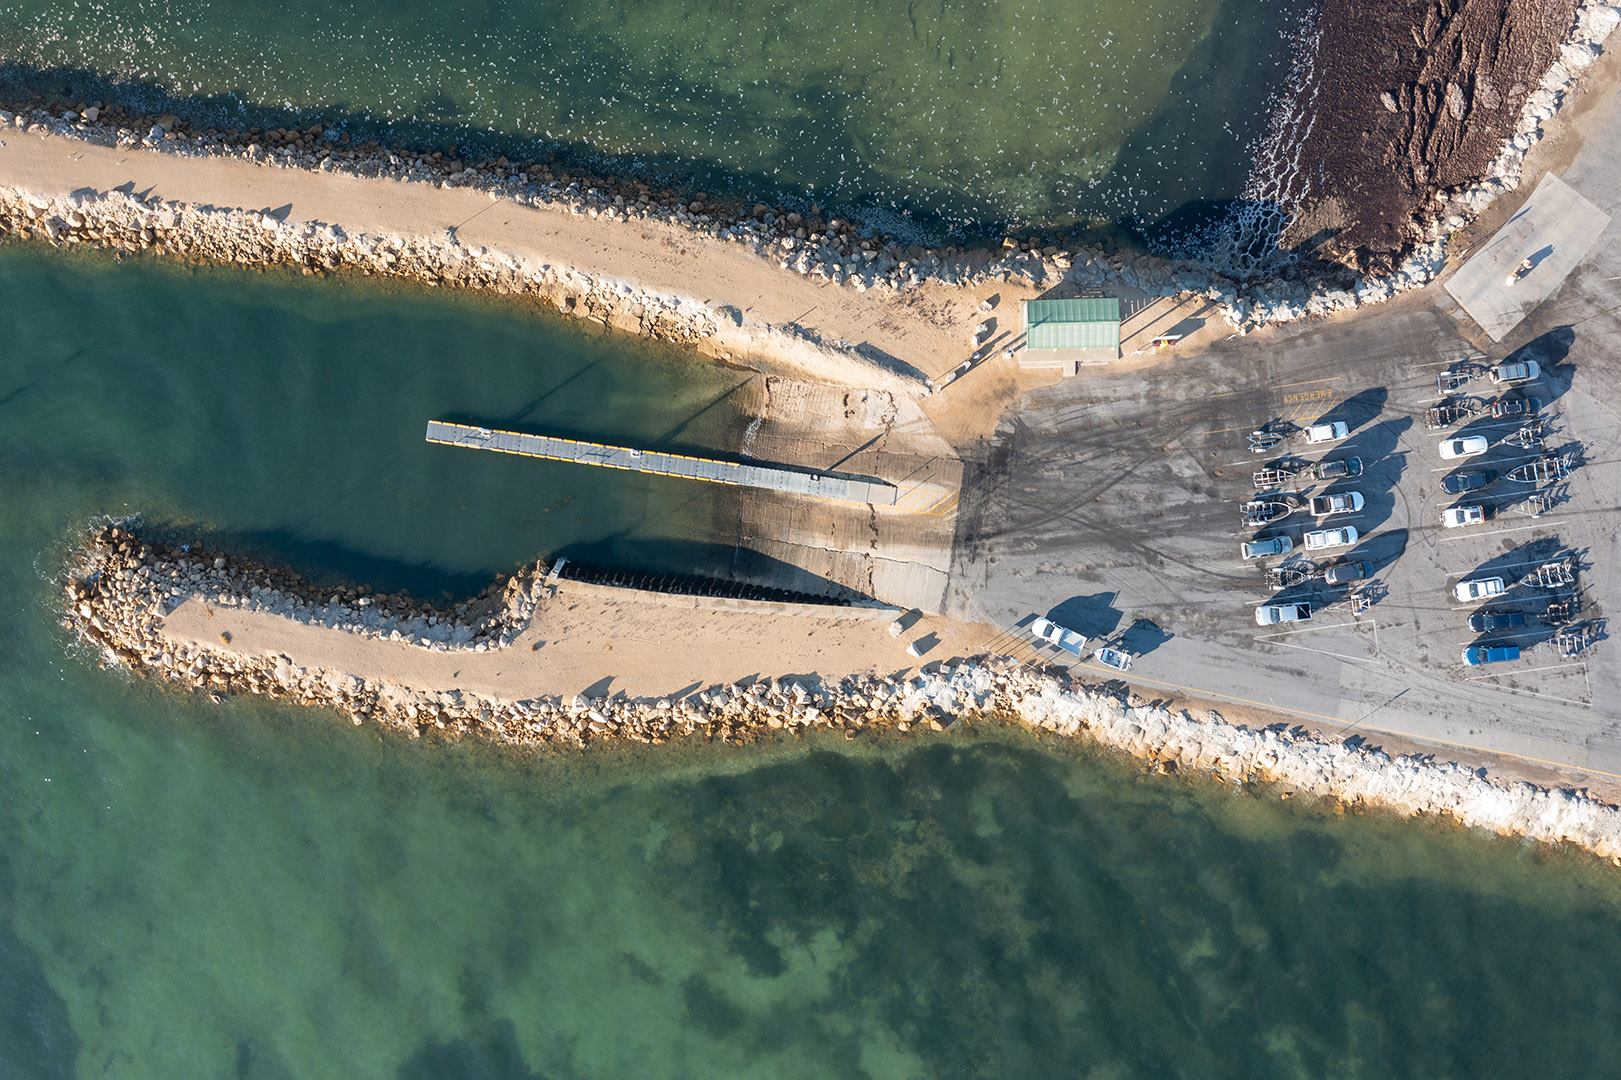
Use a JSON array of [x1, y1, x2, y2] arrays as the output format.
[[425, 420, 901, 507]]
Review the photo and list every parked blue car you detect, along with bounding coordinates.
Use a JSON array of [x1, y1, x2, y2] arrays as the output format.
[[1463, 644, 1521, 666]]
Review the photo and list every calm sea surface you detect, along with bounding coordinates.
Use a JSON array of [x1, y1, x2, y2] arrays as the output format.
[[5, 248, 1621, 1077], [2, 0, 1306, 230]]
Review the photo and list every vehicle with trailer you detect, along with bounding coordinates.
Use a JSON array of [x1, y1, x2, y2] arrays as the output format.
[[1304, 526, 1358, 551], [1323, 560, 1368, 586], [1030, 616, 1087, 656], [1463, 644, 1521, 666], [1309, 491, 1364, 517], [1442, 505, 1485, 528], [1304, 421, 1349, 444], [1454, 577, 1506, 602], [1442, 470, 1495, 494], [1490, 359, 1541, 385], [1439, 434, 1490, 459], [1309, 457, 1363, 482], [1469, 610, 1527, 633], [1255, 602, 1312, 626]]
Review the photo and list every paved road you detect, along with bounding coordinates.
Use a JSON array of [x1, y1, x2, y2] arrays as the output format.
[[952, 81, 1621, 779]]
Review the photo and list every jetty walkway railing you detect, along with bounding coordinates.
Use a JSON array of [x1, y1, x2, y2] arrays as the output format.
[[425, 420, 900, 507]]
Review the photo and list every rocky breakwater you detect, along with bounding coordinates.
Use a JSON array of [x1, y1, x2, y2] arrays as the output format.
[[61, 523, 1621, 862], [0, 95, 1250, 342], [4, 2, 1621, 351]]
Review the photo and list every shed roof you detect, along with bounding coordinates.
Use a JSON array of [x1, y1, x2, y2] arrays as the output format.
[[1023, 297, 1121, 351]]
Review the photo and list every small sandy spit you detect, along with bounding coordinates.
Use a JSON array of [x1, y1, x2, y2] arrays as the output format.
[[61, 523, 1621, 863]]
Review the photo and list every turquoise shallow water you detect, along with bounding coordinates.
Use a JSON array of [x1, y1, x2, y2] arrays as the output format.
[[1, 0, 1307, 229], [6, 248, 1621, 1076]]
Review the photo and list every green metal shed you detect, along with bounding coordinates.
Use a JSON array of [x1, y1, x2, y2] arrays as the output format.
[[1022, 297, 1121, 352]]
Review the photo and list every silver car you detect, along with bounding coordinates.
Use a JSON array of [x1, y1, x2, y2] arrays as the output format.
[[1241, 535, 1293, 560]]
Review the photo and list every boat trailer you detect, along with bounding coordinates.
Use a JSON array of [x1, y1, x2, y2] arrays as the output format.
[[1556, 622, 1601, 658], [1266, 565, 1314, 591], [1507, 454, 1571, 484], [1241, 499, 1293, 527], [1520, 559, 1576, 590], [1425, 398, 1481, 429]]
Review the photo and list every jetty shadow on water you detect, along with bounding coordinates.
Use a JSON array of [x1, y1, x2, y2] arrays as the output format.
[[193, 524, 500, 603]]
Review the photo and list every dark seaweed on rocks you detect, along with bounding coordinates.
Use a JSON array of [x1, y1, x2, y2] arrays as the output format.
[[1283, 0, 1579, 273]]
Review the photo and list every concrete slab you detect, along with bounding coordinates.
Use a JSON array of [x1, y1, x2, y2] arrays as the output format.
[[1444, 173, 1610, 340]]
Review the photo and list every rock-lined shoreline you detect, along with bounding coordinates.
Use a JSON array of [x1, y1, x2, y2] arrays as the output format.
[[61, 523, 1621, 862], [0, 0, 1614, 343]]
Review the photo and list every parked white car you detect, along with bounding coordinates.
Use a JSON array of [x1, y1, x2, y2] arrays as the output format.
[[1304, 526, 1359, 551], [1241, 535, 1293, 560], [1439, 435, 1489, 459], [1453, 576, 1507, 602], [1255, 602, 1312, 626], [1442, 505, 1485, 528], [1305, 421, 1349, 444]]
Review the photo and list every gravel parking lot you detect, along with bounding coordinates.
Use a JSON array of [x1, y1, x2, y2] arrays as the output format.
[[953, 305, 1619, 775], [952, 236, 1621, 782]]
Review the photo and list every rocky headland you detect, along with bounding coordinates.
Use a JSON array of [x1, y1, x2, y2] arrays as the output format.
[[60, 522, 1621, 863]]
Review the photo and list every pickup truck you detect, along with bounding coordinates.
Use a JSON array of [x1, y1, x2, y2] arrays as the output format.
[[1454, 577, 1507, 602], [1255, 602, 1312, 626], [1491, 396, 1541, 419], [1030, 616, 1087, 656], [1468, 610, 1527, 633], [1304, 526, 1358, 551], [1310, 457, 1362, 481], [1310, 491, 1364, 516], [1442, 470, 1495, 494]]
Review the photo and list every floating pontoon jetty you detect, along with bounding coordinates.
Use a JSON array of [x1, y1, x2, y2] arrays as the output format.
[[425, 420, 899, 506]]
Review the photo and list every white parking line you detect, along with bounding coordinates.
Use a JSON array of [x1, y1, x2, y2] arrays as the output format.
[[1255, 620, 1359, 638], [1461, 660, 1588, 681], [1447, 555, 1567, 578], [1429, 451, 1546, 472], [1264, 639, 1381, 665], [1438, 522, 1557, 541], [1453, 629, 1550, 645]]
